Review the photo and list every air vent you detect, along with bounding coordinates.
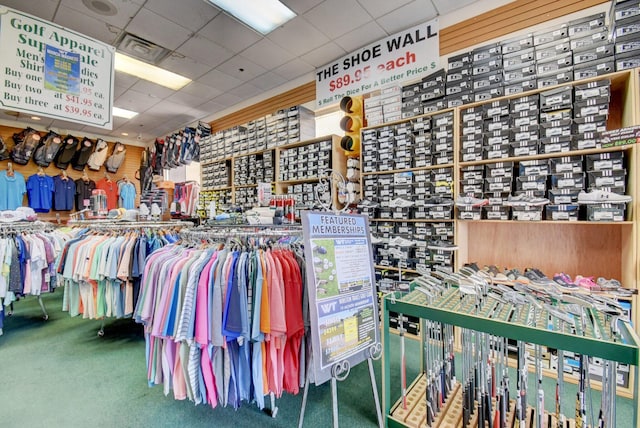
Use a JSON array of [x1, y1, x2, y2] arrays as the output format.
[[115, 32, 170, 65]]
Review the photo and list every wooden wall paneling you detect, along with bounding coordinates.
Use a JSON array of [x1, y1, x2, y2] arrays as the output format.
[[463, 222, 626, 281], [0, 125, 144, 223], [211, 81, 316, 133], [439, 0, 609, 55]]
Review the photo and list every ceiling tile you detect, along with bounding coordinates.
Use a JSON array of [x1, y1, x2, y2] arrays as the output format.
[[164, 90, 210, 108], [228, 83, 262, 99], [431, 0, 478, 15], [197, 69, 243, 92], [60, 0, 143, 29], [199, 13, 262, 53], [356, 0, 413, 18], [304, 0, 371, 39], [248, 72, 288, 91], [281, 0, 325, 15], [335, 21, 388, 52], [160, 54, 212, 80], [116, 89, 162, 112], [267, 16, 330, 57], [130, 80, 175, 100], [217, 55, 267, 81], [301, 42, 346, 68], [241, 39, 295, 71], [211, 92, 243, 109], [145, 100, 196, 117], [176, 35, 234, 68], [180, 81, 223, 100], [144, 0, 219, 31], [114, 71, 140, 89], [54, 6, 122, 45], [1, 0, 58, 21], [197, 100, 226, 117], [273, 58, 315, 81], [376, 0, 438, 34], [126, 7, 192, 51]]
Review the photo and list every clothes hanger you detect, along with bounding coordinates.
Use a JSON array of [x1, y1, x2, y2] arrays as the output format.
[[6, 162, 14, 177], [37, 166, 45, 176]]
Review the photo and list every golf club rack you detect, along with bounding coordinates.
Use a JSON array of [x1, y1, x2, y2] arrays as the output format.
[[381, 268, 640, 428]]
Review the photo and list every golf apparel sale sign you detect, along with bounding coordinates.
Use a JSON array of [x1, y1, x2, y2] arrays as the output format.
[[301, 211, 379, 385], [0, 6, 115, 129], [315, 18, 439, 108]]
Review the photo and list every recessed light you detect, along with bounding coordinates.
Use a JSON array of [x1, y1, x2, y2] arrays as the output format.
[[31, 116, 41, 120], [112, 106, 138, 119], [121, 132, 129, 136], [114, 52, 191, 90], [205, 0, 296, 35]]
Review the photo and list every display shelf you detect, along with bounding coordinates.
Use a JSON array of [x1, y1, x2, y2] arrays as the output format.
[[362, 163, 455, 176], [382, 288, 640, 428], [361, 107, 457, 132], [458, 145, 633, 168], [457, 219, 634, 225], [277, 178, 321, 185], [375, 265, 419, 274]]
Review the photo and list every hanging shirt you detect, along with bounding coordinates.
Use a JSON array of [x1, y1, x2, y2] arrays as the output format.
[[53, 175, 76, 211], [0, 170, 26, 210], [26, 174, 55, 213], [96, 178, 118, 210], [119, 181, 136, 209], [74, 178, 96, 211]]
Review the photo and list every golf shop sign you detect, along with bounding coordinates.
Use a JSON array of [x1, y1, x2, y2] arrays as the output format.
[[315, 18, 439, 108]]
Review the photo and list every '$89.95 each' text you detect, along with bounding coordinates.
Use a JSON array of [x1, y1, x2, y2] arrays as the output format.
[[329, 66, 371, 92]]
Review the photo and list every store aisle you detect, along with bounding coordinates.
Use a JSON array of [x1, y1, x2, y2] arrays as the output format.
[[0, 291, 635, 427], [0, 292, 383, 428]]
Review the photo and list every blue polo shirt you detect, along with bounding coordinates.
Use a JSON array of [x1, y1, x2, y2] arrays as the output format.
[[53, 175, 76, 211], [26, 174, 54, 213], [0, 170, 26, 210]]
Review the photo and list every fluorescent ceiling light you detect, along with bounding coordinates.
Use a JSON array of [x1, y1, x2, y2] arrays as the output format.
[[206, 0, 296, 35], [114, 52, 191, 90], [112, 106, 139, 119]]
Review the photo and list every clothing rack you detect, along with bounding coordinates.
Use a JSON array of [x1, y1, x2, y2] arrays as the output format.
[[0, 221, 57, 322], [137, 224, 307, 418], [67, 220, 194, 230]]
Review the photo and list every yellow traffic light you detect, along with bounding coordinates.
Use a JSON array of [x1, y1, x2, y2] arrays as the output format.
[[339, 95, 363, 156]]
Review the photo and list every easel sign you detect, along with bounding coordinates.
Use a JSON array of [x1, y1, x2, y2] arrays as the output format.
[[301, 211, 380, 386]]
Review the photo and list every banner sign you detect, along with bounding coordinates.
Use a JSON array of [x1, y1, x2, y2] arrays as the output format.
[[315, 18, 439, 108], [0, 6, 115, 129], [301, 211, 379, 385]]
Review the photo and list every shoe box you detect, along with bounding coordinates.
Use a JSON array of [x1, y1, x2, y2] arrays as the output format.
[[278, 139, 331, 181]]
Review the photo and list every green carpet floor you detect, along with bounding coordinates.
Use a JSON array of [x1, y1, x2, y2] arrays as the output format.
[[0, 291, 635, 427]]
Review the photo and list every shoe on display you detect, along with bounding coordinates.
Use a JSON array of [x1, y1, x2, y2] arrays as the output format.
[[358, 199, 380, 209], [427, 239, 458, 252], [574, 275, 601, 291], [577, 189, 632, 204], [455, 194, 489, 207], [388, 198, 415, 208], [370, 235, 387, 245], [553, 273, 578, 289], [504, 194, 551, 207], [596, 277, 622, 291], [423, 197, 454, 207], [388, 236, 416, 247]]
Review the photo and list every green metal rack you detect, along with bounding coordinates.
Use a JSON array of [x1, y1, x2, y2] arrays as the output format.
[[381, 290, 640, 428]]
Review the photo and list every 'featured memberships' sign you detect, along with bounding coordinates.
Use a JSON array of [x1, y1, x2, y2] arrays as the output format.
[[301, 212, 379, 385], [0, 6, 115, 129], [315, 18, 439, 108]]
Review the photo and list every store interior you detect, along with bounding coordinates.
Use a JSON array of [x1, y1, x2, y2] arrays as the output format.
[[0, 1, 640, 427]]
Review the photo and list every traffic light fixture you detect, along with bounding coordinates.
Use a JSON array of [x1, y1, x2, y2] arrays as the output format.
[[339, 95, 364, 156]]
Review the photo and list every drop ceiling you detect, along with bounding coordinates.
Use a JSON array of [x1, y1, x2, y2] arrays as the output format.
[[1, 0, 488, 145]]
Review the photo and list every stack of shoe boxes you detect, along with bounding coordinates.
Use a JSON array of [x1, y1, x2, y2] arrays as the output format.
[[278, 139, 332, 181], [614, 1, 640, 70], [422, 70, 447, 114], [539, 85, 573, 154], [234, 187, 257, 210], [286, 183, 316, 220], [401, 80, 423, 119], [510, 94, 540, 157], [535, 25, 573, 89], [233, 153, 274, 186], [431, 111, 454, 166], [460, 106, 483, 163], [201, 160, 229, 189], [484, 100, 512, 160], [471, 43, 504, 102], [484, 162, 514, 220], [569, 13, 614, 79], [585, 151, 628, 221], [502, 33, 536, 96], [513, 159, 548, 220], [197, 189, 232, 218], [446, 52, 473, 108], [547, 154, 583, 220]]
